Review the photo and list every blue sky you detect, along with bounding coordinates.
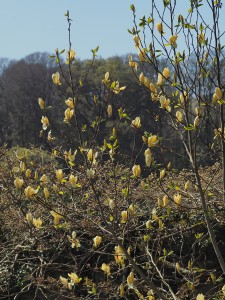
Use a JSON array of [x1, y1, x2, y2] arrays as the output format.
[[0, 1, 219, 62], [0, 0, 151, 61]]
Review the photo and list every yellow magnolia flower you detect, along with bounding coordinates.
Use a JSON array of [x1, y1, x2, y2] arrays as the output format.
[[169, 35, 178, 47], [146, 220, 152, 229], [174, 193, 182, 207], [26, 212, 33, 225], [138, 49, 147, 62], [107, 104, 112, 117], [33, 217, 43, 228], [52, 71, 61, 85], [131, 116, 141, 129], [101, 263, 111, 275], [184, 180, 190, 191], [222, 285, 225, 295], [65, 97, 75, 109], [68, 231, 81, 249], [64, 108, 74, 123], [133, 34, 140, 47], [40, 174, 48, 184], [160, 169, 166, 180], [196, 294, 205, 300], [119, 283, 125, 297], [163, 195, 169, 206], [139, 72, 145, 84], [115, 245, 125, 265], [127, 271, 135, 288], [47, 130, 55, 142], [66, 49, 76, 63], [121, 210, 128, 223], [132, 164, 141, 177], [24, 186, 38, 198], [68, 272, 82, 284], [162, 67, 170, 79], [109, 199, 115, 210], [156, 22, 164, 34], [56, 169, 64, 182], [157, 73, 163, 86], [160, 96, 171, 111], [176, 262, 181, 273], [14, 177, 24, 189], [194, 116, 200, 128], [38, 98, 45, 110], [41, 116, 49, 130], [176, 111, 183, 122], [25, 169, 31, 178], [112, 81, 126, 94], [150, 83, 157, 93], [87, 149, 98, 164], [64, 149, 77, 162], [215, 87, 223, 99], [148, 135, 159, 148], [69, 174, 78, 187], [43, 187, 50, 199], [59, 276, 69, 289], [86, 168, 95, 178], [128, 55, 138, 70], [93, 236, 102, 248], [144, 148, 152, 167]]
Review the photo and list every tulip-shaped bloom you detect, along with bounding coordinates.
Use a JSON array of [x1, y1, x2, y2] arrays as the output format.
[[69, 174, 78, 188], [56, 169, 64, 182], [121, 210, 128, 223], [222, 285, 225, 296], [59, 276, 69, 289], [41, 116, 49, 130], [14, 177, 24, 189], [132, 164, 141, 177], [109, 199, 115, 210], [65, 97, 75, 109], [87, 149, 98, 164], [127, 272, 135, 288], [162, 67, 170, 79], [146, 220, 152, 229], [38, 98, 45, 110], [115, 245, 125, 266], [215, 87, 223, 99], [24, 186, 37, 198], [107, 104, 112, 117], [64, 108, 74, 123], [156, 22, 164, 34], [160, 96, 171, 111], [174, 193, 182, 207], [160, 169, 166, 180], [68, 272, 81, 284], [131, 117, 141, 129], [194, 116, 200, 128], [169, 35, 178, 47], [157, 73, 163, 85], [52, 72, 61, 85], [139, 72, 145, 84], [26, 212, 33, 225], [66, 49, 76, 63], [133, 34, 140, 47], [163, 195, 169, 207], [33, 217, 42, 228], [93, 236, 102, 248], [44, 187, 50, 199], [40, 174, 48, 184], [148, 135, 159, 148], [138, 49, 147, 62], [150, 83, 157, 93], [101, 263, 111, 275], [86, 168, 95, 178], [176, 111, 183, 122], [196, 294, 205, 300], [184, 180, 190, 191], [144, 148, 152, 167]]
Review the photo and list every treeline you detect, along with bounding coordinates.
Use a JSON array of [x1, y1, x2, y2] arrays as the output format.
[[0, 51, 222, 168]]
